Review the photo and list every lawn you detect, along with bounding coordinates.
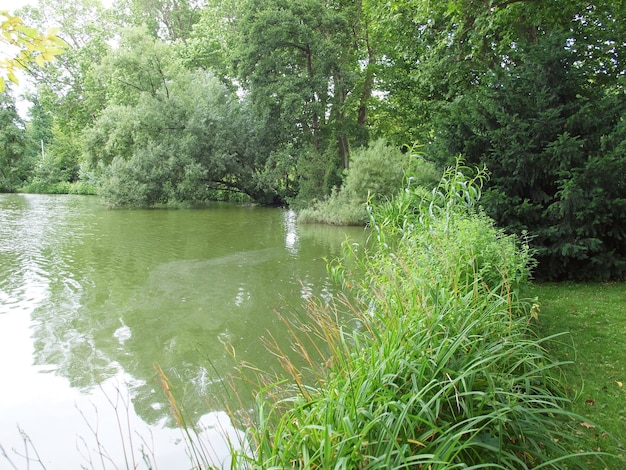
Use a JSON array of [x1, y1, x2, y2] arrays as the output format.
[[533, 282, 626, 469]]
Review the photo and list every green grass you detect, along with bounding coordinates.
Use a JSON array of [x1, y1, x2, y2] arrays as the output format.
[[230, 162, 607, 469], [533, 282, 626, 469]]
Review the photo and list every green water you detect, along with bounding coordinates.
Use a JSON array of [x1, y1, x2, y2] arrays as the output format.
[[0, 194, 365, 468]]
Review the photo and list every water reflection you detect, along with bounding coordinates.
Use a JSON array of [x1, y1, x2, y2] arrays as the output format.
[[0, 195, 365, 468], [283, 209, 299, 255]]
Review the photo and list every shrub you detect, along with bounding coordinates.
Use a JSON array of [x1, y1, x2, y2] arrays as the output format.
[[298, 140, 438, 225], [297, 186, 368, 225], [342, 139, 406, 203], [430, 35, 626, 281]]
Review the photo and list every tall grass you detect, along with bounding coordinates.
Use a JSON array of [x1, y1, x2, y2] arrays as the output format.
[[230, 159, 605, 469]]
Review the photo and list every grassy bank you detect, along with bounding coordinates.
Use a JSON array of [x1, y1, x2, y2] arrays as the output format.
[[533, 282, 626, 469], [229, 162, 606, 469]]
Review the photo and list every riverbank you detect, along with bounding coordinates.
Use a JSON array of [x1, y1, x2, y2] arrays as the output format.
[[229, 163, 607, 468]]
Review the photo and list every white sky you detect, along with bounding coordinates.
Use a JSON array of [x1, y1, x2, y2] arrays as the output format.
[[1, 0, 113, 12], [0, 0, 35, 12]]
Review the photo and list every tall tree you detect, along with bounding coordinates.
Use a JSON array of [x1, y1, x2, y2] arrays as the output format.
[[0, 91, 29, 191], [369, 0, 626, 279], [84, 26, 180, 109], [254, 0, 378, 160], [186, 0, 379, 200], [18, 0, 116, 129]]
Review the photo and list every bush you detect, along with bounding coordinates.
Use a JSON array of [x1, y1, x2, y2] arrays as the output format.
[[342, 139, 406, 203], [98, 147, 173, 207], [298, 140, 438, 225], [298, 186, 368, 225]]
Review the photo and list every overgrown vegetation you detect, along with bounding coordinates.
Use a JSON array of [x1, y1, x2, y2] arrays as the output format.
[[297, 140, 439, 225], [429, 33, 626, 281], [228, 162, 606, 469]]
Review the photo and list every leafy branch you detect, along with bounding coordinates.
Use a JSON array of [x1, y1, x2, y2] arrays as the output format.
[[0, 10, 67, 92]]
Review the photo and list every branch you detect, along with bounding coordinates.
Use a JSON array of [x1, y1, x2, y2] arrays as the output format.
[[113, 77, 147, 93], [493, 0, 543, 9]]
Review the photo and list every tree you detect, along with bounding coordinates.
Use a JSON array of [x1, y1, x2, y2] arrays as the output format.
[[112, 0, 202, 42], [84, 26, 180, 109], [18, 0, 116, 130], [86, 69, 278, 206], [239, 0, 375, 160], [391, 1, 626, 280], [10, 0, 116, 191], [0, 91, 30, 191], [186, 0, 380, 202], [0, 9, 65, 92]]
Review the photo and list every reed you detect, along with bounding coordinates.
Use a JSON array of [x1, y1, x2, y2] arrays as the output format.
[[230, 159, 606, 469]]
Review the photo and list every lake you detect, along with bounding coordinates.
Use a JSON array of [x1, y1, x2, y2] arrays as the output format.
[[0, 194, 366, 469]]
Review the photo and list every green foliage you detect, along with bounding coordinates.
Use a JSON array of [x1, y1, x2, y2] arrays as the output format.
[[298, 141, 440, 225], [81, 104, 139, 168], [431, 34, 626, 280], [85, 26, 180, 108], [342, 139, 406, 203], [297, 186, 367, 226], [291, 145, 340, 206], [252, 143, 298, 204], [21, 179, 95, 195], [19, 0, 116, 134], [0, 92, 30, 192], [114, 0, 202, 42], [361, 0, 626, 280], [0, 9, 66, 92], [298, 139, 415, 225], [98, 147, 172, 207], [374, 159, 534, 303], [21, 119, 82, 192], [25, 154, 69, 192], [234, 163, 601, 469], [231, 0, 366, 152], [187, 0, 379, 188], [87, 70, 279, 207]]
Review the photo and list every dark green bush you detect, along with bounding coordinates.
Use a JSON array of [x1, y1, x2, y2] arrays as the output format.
[[430, 34, 626, 281]]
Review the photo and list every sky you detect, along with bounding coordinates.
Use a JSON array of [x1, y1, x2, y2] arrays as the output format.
[[0, 0, 34, 12]]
